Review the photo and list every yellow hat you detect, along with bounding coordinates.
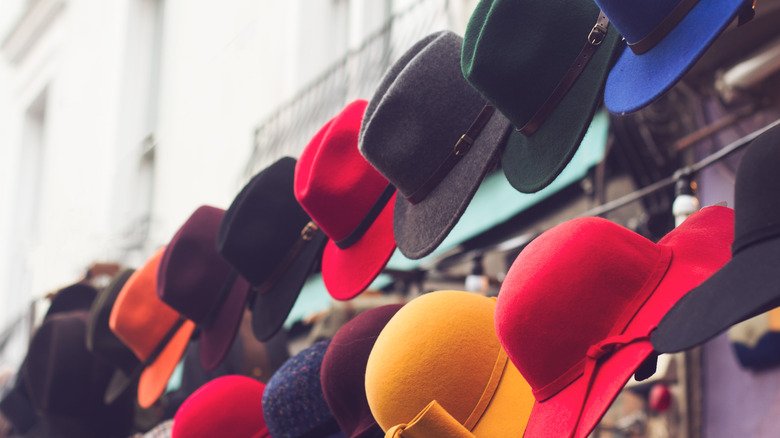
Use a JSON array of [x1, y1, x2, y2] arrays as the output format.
[[365, 291, 534, 437]]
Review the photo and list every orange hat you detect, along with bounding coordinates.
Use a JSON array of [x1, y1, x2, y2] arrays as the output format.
[[365, 291, 534, 437], [109, 247, 196, 408]]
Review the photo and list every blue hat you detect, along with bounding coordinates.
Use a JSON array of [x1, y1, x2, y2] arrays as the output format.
[[598, 0, 750, 114], [262, 340, 341, 438]]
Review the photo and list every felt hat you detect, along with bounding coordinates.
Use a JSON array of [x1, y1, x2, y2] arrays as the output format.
[[45, 282, 97, 319], [365, 291, 534, 437], [653, 125, 780, 353], [461, 0, 623, 194], [262, 340, 341, 438], [86, 268, 142, 404], [296, 100, 396, 300], [321, 305, 403, 438], [109, 247, 196, 409], [218, 157, 327, 341], [172, 375, 269, 438], [21, 310, 134, 438], [359, 30, 512, 260], [727, 307, 780, 370], [597, 0, 750, 114], [495, 206, 733, 438], [159, 205, 251, 371]]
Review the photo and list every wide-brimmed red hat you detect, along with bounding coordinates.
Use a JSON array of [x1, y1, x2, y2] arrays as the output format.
[[495, 206, 733, 438], [158, 205, 250, 372], [295, 100, 396, 300], [172, 375, 269, 438]]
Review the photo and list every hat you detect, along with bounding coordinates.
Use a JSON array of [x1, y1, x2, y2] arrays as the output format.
[[321, 305, 403, 438], [86, 268, 142, 404], [21, 310, 134, 438], [262, 340, 341, 438], [218, 157, 327, 341], [597, 0, 750, 114], [0, 374, 39, 434], [461, 0, 622, 193], [109, 247, 196, 409], [172, 375, 269, 438], [495, 206, 733, 438], [727, 307, 780, 370], [45, 282, 97, 319], [296, 100, 396, 300], [365, 291, 534, 437], [359, 31, 512, 259], [653, 125, 780, 352], [159, 205, 251, 371]]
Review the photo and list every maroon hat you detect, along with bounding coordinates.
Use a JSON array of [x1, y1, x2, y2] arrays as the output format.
[[158, 205, 251, 372], [295, 100, 397, 300], [321, 304, 403, 438]]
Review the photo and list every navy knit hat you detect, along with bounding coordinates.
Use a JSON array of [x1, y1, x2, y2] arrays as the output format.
[[262, 340, 341, 438]]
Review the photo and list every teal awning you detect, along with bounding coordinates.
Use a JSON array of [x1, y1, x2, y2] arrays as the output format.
[[284, 111, 609, 327]]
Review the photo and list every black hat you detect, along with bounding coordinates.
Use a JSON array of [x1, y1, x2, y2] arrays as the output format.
[[45, 283, 97, 320], [217, 157, 327, 341], [653, 124, 780, 352]]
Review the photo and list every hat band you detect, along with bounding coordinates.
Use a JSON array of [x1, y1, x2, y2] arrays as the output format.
[[732, 222, 780, 255], [516, 11, 609, 136], [385, 401, 475, 438], [142, 316, 187, 368], [199, 270, 240, 329], [251, 221, 323, 297], [405, 104, 496, 205], [462, 346, 509, 430], [627, 0, 699, 55], [334, 183, 396, 249]]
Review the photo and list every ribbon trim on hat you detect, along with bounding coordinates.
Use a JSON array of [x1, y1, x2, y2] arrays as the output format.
[[463, 346, 509, 430], [516, 11, 609, 136], [627, 0, 700, 55], [385, 401, 476, 438], [250, 221, 322, 298], [405, 104, 495, 205], [334, 183, 396, 249]]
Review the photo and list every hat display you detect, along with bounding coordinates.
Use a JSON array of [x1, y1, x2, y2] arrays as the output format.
[[359, 30, 512, 259], [597, 0, 749, 114], [365, 291, 534, 437], [262, 339, 341, 438], [109, 247, 196, 409], [296, 100, 396, 300], [159, 205, 250, 371], [218, 157, 328, 341], [653, 125, 780, 353], [86, 268, 142, 404], [461, 0, 622, 193], [172, 375, 269, 438], [321, 304, 403, 438], [495, 206, 733, 438]]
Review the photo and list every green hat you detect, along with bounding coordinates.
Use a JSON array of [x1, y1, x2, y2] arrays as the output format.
[[461, 0, 623, 193]]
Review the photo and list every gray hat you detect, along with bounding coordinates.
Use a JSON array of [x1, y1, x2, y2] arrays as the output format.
[[359, 30, 512, 259]]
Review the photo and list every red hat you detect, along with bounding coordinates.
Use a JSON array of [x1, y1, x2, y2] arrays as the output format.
[[295, 99, 396, 300], [495, 205, 734, 438], [172, 375, 269, 438]]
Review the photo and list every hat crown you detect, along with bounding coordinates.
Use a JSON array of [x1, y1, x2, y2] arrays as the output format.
[[365, 291, 506, 431], [159, 206, 235, 325], [462, 0, 610, 129], [87, 269, 140, 374], [594, 0, 687, 44], [496, 218, 665, 394], [110, 247, 184, 361], [296, 100, 392, 242], [321, 304, 402, 437], [733, 125, 780, 253], [359, 31, 490, 198]]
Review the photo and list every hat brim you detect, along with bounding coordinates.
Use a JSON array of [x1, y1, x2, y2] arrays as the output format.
[[470, 359, 534, 437], [652, 236, 780, 353], [501, 27, 622, 193], [322, 194, 396, 300], [251, 230, 328, 341], [104, 367, 138, 405], [523, 206, 733, 437], [137, 319, 196, 409], [393, 112, 511, 259], [199, 274, 251, 371], [604, 0, 744, 115]]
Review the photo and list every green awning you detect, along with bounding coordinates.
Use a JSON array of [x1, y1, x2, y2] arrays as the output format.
[[284, 111, 609, 327]]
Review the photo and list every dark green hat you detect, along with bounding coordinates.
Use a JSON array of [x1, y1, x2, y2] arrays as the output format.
[[461, 0, 623, 193]]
